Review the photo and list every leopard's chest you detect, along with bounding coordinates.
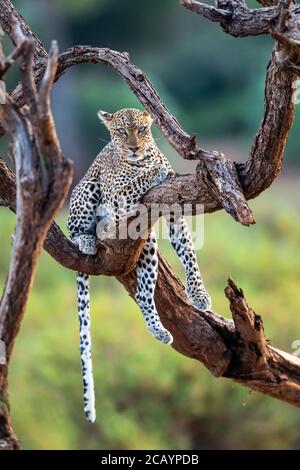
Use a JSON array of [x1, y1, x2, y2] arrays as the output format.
[[99, 160, 159, 219]]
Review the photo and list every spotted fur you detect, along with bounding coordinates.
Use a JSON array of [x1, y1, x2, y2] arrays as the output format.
[[67, 108, 211, 422]]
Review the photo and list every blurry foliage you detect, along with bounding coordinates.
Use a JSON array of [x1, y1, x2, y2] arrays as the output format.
[[6, 0, 298, 177], [56, 0, 110, 18], [1, 179, 300, 449]]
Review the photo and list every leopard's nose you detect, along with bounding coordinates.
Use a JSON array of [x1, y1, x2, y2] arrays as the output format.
[[129, 146, 139, 153]]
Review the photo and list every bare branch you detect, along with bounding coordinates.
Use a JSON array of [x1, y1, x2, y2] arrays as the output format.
[[181, 0, 300, 74], [0, 159, 15, 210], [0, 40, 25, 77], [18, 41, 39, 118], [0, 41, 72, 355], [39, 41, 59, 119], [181, 0, 300, 37], [180, 0, 231, 23], [35, 40, 62, 186], [238, 50, 296, 198], [0, 39, 72, 449], [196, 152, 255, 226], [119, 261, 300, 407], [0, 0, 47, 62], [225, 278, 267, 371]]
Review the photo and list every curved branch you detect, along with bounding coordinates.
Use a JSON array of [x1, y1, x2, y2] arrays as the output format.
[[0, 6, 296, 286], [119, 263, 300, 407], [0, 37, 72, 449], [238, 49, 296, 198], [1, 159, 300, 409], [56, 45, 295, 208], [181, 0, 282, 36], [181, 0, 300, 37], [0, 0, 47, 63], [0, 0, 297, 210], [0, 41, 296, 273], [0, 41, 296, 224]]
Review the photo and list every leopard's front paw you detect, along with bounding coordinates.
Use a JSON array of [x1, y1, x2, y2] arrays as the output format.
[[96, 205, 112, 241], [72, 234, 97, 255], [154, 164, 170, 185]]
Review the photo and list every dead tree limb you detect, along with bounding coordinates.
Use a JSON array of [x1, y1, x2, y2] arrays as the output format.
[[0, 31, 72, 450], [0, 0, 47, 63], [181, 0, 300, 38], [119, 266, 300, 408]]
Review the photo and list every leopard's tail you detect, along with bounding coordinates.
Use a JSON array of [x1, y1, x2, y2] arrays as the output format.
[[76, 271, 96, 423]]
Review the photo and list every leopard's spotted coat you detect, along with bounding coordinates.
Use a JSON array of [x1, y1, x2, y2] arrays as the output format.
[[67, 108, 211, 422]]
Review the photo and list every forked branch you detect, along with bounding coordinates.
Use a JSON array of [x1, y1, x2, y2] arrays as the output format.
[[0, 28, 72, 450]]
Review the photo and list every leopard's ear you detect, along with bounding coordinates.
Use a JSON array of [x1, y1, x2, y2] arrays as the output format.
[[97, 110, 114, 128], [142, 110, 153, 124]]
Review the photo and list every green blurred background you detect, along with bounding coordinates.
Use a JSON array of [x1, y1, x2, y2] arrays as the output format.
[[0, 0, 300, 450]]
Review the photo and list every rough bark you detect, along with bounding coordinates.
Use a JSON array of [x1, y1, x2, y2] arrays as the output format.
[[0, 28, 72, 450], [0, 0, 300, 449], [119, 268, 300, 407], [181, 0, 300, 39], [0, 0, 47, 62]]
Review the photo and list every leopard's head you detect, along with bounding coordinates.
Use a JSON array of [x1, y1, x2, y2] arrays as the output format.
[[98, 108, 154, 162]]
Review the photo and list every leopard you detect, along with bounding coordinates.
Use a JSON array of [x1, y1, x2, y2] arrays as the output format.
[[67, 108, 211, 423]]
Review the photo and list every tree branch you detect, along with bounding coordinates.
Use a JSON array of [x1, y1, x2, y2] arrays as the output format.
[[196, 152, 255, 225], [181, 0, 300, 39], [1, 160, 300, 410], [0, 8, 297, 225], [0, 0, 297, 211], [0, 33, 72, 449], [0, 37, 295, 273], [119, 264, 300, 408], [0, 0, 47, 63]]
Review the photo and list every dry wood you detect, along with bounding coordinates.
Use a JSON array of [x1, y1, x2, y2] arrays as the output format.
[[181, 0, 300, 40], [0, 26, 72, 450]]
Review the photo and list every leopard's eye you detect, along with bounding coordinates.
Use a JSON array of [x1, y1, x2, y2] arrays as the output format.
[[117, 127, 127, 135], [139, 126, 147, 133]]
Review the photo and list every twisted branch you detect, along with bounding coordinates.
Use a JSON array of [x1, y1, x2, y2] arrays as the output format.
[[0, 28, 72, 450]]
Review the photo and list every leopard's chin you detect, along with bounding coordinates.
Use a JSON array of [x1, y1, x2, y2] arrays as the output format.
[[126, 154, 146, 163]]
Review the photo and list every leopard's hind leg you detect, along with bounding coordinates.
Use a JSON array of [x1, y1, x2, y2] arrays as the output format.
[[167, 215, 211, 311], [135, 229, 173, 345]]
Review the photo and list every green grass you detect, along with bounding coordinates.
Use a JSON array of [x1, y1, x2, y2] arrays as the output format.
[[1, 177, 300, 449]]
